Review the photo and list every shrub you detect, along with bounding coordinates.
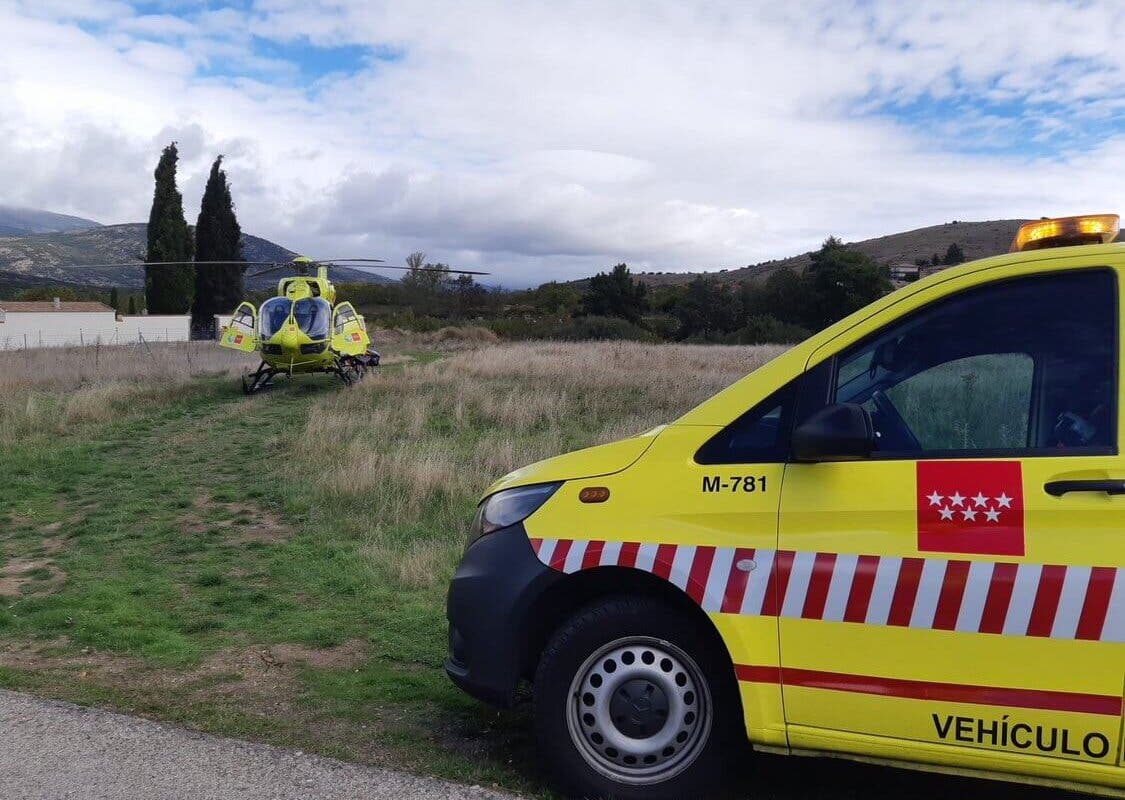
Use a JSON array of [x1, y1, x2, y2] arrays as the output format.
[[731, 315, 811, 345]]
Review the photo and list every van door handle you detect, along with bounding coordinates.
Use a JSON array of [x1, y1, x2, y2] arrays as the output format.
[[1044, 480, 1125, 497]]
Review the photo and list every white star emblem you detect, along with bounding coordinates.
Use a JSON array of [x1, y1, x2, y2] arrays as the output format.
[[984, 508, 1001, 523], [938, 506, 954, 520], [949, 491, 965, 507], [995, 493, 1012, 508], [972, 492, 989, 508], [926, 491, 944, 507], [961, 508, 977, 522]]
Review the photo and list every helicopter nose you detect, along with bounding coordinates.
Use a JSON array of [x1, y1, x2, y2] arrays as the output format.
[[278, 329, 302, 350]]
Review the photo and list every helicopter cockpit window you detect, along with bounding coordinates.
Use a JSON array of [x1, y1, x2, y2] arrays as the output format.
[[260, 298, 291, 338], [294, 298, 331, 340]]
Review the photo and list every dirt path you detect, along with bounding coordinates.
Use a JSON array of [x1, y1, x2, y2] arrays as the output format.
[[0, 689, 519, 800]]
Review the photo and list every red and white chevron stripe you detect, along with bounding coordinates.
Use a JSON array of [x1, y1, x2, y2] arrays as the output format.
[[528, 538, 1124, 643]]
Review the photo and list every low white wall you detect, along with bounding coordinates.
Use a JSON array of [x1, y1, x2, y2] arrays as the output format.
[[0, 313, 191, 350]]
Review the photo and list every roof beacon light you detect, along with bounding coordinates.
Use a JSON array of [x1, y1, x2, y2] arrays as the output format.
[[1010, 214, 1119, 253]]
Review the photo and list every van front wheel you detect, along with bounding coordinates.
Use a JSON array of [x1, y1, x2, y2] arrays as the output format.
[[533, 595, 742, 799]]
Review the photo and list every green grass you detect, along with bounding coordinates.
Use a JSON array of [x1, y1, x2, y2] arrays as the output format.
[[0, 371, 543, 793]]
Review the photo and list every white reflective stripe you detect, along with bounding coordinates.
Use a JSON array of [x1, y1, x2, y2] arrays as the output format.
[[562, 540, 588, 574], [742, 549, 775, 616], [536, 538, 557, 566], [1051, 566, 1091, 640], [669, 545, 696, 592], [955, 560, 994, 633], [910, 558, 947, 629], [599, 540, 623, 567], [1102, 570, 1125, 643], [822, 553, 858, 622], [781, 550, 817, 618], [1003, 563, 1043, 636], [634, 543, 659, 573], [701, 547, 735, 613], [866, 556, 901, 626]]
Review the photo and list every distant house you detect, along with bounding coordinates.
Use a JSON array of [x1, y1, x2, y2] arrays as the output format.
[[0, 298, 190, 349]]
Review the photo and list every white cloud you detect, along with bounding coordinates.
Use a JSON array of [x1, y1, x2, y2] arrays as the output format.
[[1, 1, 1125, 285]]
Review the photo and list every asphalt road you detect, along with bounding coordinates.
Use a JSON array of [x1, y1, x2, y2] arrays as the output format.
[[0, 689, 520, 800]]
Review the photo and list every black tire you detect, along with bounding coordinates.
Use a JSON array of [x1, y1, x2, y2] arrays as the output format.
[[533, 594, 745, 799]]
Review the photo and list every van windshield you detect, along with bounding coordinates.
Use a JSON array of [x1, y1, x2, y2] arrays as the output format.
[[294, 298, 331, 340], [260, 298, 291, 338]]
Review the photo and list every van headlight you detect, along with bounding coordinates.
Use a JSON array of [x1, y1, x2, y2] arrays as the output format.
[[467, 482, 561, 548]]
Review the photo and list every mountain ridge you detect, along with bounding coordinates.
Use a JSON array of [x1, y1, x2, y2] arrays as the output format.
[[0, 222, 395, 291]]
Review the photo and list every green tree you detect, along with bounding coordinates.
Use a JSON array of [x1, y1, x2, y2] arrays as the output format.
[[528, 281, 581, 315], [802, 236, 891, 330], [943, 242, 965, 265], [128, 295, 137, 315], [582, 263, 647, 323], [144, 142, 195, 314], [192, 156, 244, 338], [109, 287, 119, 311], [931, 252, 941, 267], [672, 278, 742, 339]]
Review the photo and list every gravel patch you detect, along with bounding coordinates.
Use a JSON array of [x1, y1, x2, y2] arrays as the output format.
[[0, 689, 521, 800]]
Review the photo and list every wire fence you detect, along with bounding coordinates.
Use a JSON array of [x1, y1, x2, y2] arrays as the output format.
[[0, 328, 187, 351]]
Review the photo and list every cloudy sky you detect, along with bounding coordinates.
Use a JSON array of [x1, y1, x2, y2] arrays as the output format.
[[2, 1, 1125, 286]]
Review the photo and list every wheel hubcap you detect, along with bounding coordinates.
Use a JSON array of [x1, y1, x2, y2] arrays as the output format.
[[566, 636, 711, 785]]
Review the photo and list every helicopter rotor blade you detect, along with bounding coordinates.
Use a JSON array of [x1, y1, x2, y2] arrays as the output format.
[[246, 264, 289, 278], [316, 258, 386, 264], [346, 264, 490, 276], [45, 260, 277, 269]]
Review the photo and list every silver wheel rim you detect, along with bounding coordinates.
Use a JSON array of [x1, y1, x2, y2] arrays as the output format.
[[565, 635, 711, 785]]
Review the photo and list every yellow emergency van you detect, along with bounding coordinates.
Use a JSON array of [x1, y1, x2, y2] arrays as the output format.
[[445, 214, 1125, 799]]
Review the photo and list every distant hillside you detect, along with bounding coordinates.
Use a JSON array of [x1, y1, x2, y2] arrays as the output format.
[[632, 219, 1033, 286], [0, 205, 102, 236], [0, 223, 395, 291]]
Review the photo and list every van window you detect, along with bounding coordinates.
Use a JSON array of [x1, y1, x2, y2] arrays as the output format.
[[834, 269, 1116, 457], [695, 381, 797, 464]]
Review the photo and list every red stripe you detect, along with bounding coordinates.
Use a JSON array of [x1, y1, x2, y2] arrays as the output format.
[[887, 557, 924, 627], [1076, 566, 1117, 641], [761, 551, 794, 617], [734, 664, 781, 684], [617, 541, 640, 568], [1026, 565, 1067, 637], [932, 560, 970, 631], [735, 665, 1123, 717], [549, 539, 572, 571], [528, 538, 542, 556], [843, 555, 879, 623], [802, 553, 836, 619], [652, 544, 678, 580], [979, 562, 1016, 634], [581, 540, 605, 570], [721, 548, 755, 614], [686, 546, 716, 605]]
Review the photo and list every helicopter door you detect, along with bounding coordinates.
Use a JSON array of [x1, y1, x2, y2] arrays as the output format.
[[220, 302, 258, 353], [331, 302, 369, 355]]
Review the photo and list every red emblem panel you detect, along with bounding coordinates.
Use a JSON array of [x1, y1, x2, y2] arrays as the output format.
[[917, 461, 1024, 556]]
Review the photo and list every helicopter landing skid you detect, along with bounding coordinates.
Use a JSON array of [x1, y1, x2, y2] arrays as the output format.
[[242, 362, 279, 395]]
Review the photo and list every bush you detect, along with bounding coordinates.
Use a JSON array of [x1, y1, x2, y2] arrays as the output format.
[[730, 315, 810, 345]]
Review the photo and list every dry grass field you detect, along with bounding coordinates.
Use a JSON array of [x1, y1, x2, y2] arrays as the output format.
[[0, 334, 1074, 798]]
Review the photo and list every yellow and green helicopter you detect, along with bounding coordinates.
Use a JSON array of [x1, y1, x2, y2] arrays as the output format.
[[217, 256, 488, 394], [51, 255, 488, 394]]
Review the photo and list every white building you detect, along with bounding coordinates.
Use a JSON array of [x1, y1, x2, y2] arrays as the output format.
[[0, 298, 192, 350]]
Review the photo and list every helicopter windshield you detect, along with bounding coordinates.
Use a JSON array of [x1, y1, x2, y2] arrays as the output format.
[[260, 298, 291, 338], [294, 298, 331, 340]]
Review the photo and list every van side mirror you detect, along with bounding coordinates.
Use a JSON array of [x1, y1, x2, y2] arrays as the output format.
[[791, 403, 875, 462]]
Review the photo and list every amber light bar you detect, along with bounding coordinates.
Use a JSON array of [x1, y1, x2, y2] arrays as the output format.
[[1010, 214, 1120, 252]]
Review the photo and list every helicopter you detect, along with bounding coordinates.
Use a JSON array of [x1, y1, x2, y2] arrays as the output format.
[[46, 255, 489, 394], [219, 256, 487, 393]]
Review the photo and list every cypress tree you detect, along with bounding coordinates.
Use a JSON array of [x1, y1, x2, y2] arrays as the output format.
[[128, 295, 136, 315], [109, 287, 119, 311], [144, 142, 194, 314], [191, 156, 244, 338]]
